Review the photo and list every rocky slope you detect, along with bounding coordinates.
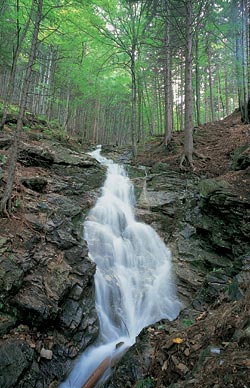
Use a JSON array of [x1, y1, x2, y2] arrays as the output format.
[[0, 129, 105, 387], [0, 111, 249, 388]]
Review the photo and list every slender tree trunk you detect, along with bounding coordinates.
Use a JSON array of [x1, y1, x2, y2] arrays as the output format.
[[204, 68, 209, 122], [0, 0, 43, 215], [143, 77, 154, 135], [156, 76, 163, 134], [217, 68, 225, 117], [131, 47, 137, 156], [180, 56, 184, 131], [241, 0, 249, 122], [206, 38, 215, 122], [63, 80, 71, 131], [164, 0, 173, 145], [180, 0, 194, 169], [137, 75, 143, 144], [195, 30, 201, 126], [225, 70, 229, 115]]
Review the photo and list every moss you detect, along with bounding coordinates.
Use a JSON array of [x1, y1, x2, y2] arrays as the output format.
[[231, 144, 250, 170], [198, 178, 230, 197]]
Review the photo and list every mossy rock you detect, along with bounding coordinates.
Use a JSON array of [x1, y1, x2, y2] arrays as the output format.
[[231, 144, 250, 170], [198, 178, 230, 197]]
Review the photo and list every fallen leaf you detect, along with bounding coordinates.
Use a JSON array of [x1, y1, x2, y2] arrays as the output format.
[[173, 337, 183, 344]]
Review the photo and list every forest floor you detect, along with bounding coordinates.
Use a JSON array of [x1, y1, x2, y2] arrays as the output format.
[[136, 110, 250, 202]]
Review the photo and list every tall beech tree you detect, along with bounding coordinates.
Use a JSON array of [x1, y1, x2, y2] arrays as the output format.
[[0, 0, 43, 215]]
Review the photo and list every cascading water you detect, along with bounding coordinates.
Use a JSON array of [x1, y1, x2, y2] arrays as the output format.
[[61, 146, 181, 388]]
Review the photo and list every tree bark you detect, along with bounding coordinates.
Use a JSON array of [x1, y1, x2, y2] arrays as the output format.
[[164, 0, 173, 146], [241, 0, 249, 123], [206, 38, 215, 122], [195, 30, 201, 126], [180, 0, 194, 169], [131, 45, 137, 156], [0, 0, 43, 215]]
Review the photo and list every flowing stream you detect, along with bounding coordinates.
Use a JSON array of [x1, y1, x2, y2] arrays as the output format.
[[61, 146, 181, 388]]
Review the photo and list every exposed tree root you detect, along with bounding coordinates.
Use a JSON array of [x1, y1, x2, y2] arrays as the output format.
[[179, 153, 194, 170], [194, 150, 211, 160]]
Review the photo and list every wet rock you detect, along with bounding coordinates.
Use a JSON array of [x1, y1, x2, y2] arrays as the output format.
[[0, 340, 34, 388]]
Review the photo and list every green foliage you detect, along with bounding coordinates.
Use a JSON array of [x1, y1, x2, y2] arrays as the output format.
[[0, 154, 7, 164], [0, 0, 243, 145], [14, 199, 21, 209], [182, 318, 194, 327]]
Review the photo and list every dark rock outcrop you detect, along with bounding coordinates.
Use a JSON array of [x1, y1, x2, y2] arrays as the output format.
[[0, 139, 106, 387]]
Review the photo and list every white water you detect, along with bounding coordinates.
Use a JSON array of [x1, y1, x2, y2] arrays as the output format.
[[61, 146, 181, 388]]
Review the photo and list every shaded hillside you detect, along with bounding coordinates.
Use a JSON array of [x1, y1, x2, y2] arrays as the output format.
[[136, 110, 250, 202]]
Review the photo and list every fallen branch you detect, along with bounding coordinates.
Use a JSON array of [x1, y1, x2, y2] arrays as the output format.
[[81, 356, 111, 388]]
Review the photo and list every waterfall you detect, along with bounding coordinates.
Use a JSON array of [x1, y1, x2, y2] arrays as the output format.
[[61, 146, 181, 388]]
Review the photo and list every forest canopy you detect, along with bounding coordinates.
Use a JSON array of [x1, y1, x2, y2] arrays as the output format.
[[0, 0, 249, 150]]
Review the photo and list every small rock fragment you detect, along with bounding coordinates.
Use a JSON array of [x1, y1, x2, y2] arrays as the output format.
[[40, 348, 53, 360]]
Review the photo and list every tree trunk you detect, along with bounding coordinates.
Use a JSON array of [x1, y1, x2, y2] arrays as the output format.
[[131, 46, 137, 156], [195, 30, 201, 126], [225, 70, 229, 115], [164, 0, 173, 145], [206, 38, 215, 122], [241, 0, 249, 123], [180, 0, 194, 169], [0, 0, 43, 215]]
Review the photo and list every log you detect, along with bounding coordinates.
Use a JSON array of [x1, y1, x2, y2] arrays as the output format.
[[81, 356, 111, 388], [80, 343, 129, 388]]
